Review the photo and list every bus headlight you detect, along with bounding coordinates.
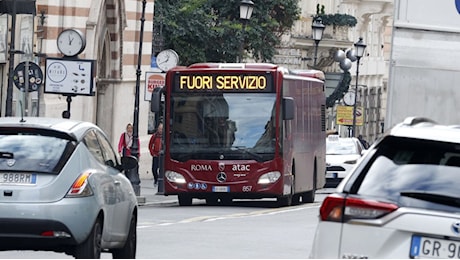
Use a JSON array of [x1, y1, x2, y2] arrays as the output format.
[[165, 171, 186, 184], [257, 171, 281, 184]]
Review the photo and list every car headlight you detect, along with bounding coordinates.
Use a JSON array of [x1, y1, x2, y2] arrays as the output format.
[[165, 171, 186, 184], [258, 171, 281, 184]]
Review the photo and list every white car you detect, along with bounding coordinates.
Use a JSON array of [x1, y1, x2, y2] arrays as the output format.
[[325, 135, 365, 187], [311, 117, 460, 258]]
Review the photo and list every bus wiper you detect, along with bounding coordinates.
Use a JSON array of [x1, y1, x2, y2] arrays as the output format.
[[400, 191, 460, 208], [231, 146, 264, 161]]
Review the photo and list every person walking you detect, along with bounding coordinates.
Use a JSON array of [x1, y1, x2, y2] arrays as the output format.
[[118, 123, 141, 194], [149, 123, 163, 186], [118, 123, 137, 157]]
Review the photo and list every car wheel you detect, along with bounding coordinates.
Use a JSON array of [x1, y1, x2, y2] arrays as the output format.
[[178, 194, 192, 206], [74, 218, 102, 259], [112, 214, 137, 259]]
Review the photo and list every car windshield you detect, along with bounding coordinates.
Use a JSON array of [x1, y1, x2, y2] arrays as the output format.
[[169, 92, 277, 162], [326, 138, 358, 155], [0, 134, 73, 174], [354, 136, 460, 212]]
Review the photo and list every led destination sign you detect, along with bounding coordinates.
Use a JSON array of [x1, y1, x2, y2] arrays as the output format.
[[173, 73, 273, 92]]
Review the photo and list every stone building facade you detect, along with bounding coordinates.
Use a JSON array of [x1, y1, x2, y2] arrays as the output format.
[[0, 0, 393, 178], [0, 0, 155, 178], [273, 0, 393, 144]]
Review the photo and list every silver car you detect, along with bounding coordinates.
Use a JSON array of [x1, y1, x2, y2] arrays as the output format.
[[0, 117, 138, 258]]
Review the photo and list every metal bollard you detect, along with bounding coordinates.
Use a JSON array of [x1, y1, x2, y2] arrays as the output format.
[[126, 164, 141, 196], [156, 151, 165, 195]]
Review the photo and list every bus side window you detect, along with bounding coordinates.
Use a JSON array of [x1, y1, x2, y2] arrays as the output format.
[[283, 97, 294, 120]]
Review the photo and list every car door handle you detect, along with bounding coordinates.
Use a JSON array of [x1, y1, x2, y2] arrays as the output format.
[[114, 180, 121, 185]]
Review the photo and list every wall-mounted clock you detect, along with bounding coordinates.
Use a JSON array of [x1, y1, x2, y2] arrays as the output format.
[[343, 92, 356, 106], [57, 29, 86, 57], [156, 49, 179, 72]]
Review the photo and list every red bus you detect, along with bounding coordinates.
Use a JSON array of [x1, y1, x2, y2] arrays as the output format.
[[150, 63, 326, 206]]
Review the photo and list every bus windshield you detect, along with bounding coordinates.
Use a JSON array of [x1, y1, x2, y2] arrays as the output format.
[[169, 92, 276, 162]]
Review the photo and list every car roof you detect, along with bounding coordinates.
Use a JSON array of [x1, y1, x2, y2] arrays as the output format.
[[0, 117, 100, 142], [388, 117, 460, 144]]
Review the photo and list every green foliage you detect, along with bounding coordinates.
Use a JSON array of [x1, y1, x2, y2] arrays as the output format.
[[326, 71, 351, 108], [154, 0, 301, 65], [316, 13, 357, 27]]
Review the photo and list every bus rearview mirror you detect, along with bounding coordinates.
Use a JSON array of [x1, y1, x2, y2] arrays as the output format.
[[150, 87, 163, 112]]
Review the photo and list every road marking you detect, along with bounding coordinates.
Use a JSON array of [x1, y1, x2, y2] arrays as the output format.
[[137, 203, 320, 228]]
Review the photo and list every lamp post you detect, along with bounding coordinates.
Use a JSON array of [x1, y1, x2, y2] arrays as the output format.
[[311, 17, 325, 67], [130, 0, 147, 197], [351, 37, 367, 137], [238, 0, 254, 62], [5, 1, 17, 117]]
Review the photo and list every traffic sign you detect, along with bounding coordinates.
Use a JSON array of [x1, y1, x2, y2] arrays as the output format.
[[13, 61, 43, 92], [336, 105, 364, 126]]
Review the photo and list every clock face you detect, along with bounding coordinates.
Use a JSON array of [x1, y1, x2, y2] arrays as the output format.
[[343, 92, 355, 106], [57, 29, 86, 57], [156, 49, 179, 72]]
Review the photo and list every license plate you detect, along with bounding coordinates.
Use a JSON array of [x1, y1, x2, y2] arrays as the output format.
[[410, 235, 460, 259], [212, 186, 229, 192], [0, 173, 37, 185]]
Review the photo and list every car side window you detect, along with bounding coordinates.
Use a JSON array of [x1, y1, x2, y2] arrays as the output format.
[[94, 130, 119, 169], [83, 130, 105, 164]]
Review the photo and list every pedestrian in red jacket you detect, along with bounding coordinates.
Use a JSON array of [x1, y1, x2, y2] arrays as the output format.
[[149, 123, 163, 186]]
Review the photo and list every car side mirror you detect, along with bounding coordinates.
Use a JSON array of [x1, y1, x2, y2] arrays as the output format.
[[121, 155, 138, 171]]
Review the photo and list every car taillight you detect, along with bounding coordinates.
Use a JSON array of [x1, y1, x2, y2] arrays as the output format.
[[66, 171, 94, 197], [319, 194, 399, 222], [41, 231, 71, 238]]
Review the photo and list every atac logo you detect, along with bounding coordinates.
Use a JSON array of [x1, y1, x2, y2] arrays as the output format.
[[191, 164, 213, 171], [232, 164, 250, 171]]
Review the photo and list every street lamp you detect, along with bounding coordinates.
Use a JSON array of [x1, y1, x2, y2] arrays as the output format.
[[129, 0, 147, 197], [351, 37, 367, 137], [311, 17, 325, 67], [238, 0, 254, 62]]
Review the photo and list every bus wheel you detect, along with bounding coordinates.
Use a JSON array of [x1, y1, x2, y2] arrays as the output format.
[[220, 197, 232, 205], [302, 171, 317, 203], [205, 197, 219, 206], [178, 194, 193, 206], [292, 194, 301, 205], [302, 190, 315, 203], [277, 194, 292, 207]]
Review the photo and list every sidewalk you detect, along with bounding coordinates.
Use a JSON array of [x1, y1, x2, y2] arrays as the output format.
[[136, 178, 178, 206]]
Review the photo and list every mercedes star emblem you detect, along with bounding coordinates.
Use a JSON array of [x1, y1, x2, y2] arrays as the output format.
[[217, 172, 227, 183]]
